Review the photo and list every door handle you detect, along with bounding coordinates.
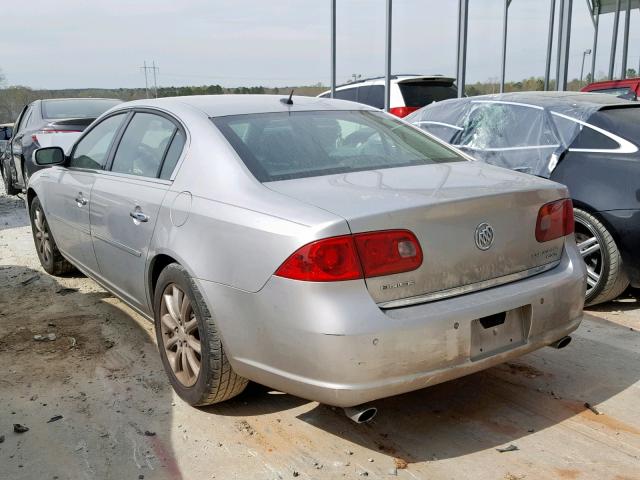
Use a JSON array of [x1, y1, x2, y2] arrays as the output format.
[[75, 193, 87, 207], [129, 210, 149, 223]]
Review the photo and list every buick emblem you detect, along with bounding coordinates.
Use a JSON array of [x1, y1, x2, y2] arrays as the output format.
[[475, 222, 494, 250]]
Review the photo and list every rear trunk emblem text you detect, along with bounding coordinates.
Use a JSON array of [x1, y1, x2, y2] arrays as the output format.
[[475, 222, 495, 250], [381, 280, 415, 291]]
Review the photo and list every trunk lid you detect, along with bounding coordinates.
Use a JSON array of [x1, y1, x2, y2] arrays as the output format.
[[266, 162, 568, 305]]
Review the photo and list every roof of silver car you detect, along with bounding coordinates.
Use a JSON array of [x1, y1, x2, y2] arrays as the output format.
[[121, 94, 375, 117]]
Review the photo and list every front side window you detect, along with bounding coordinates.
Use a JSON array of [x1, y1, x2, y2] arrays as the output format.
[[453, 103, 557, 149], [212, 110, 462, 182], [111, 113, 177, 178], [70, 113, 126, 169]]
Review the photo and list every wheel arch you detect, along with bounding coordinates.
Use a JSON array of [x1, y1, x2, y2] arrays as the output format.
[[26, 187, 37, 209]]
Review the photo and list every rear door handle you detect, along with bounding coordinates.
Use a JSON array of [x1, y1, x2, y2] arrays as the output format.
[[129, 210, 149, 223]]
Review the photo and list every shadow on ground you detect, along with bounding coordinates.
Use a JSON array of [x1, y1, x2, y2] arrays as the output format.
[[205, 305, 640, 464], [0, 265, 180, 480]]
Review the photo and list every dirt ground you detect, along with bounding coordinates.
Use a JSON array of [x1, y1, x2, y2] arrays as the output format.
[[1, 184, 639, 480]]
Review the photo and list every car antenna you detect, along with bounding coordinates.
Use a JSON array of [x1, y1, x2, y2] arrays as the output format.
[[280, 90, 294, 105]]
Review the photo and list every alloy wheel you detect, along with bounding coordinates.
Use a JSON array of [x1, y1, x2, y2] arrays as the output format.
[[574, 217, 602, 297], [33, 206, 52, 265], [160, 284, 201, 387]]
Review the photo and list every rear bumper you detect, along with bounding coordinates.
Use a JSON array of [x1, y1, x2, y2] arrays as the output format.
[[599, 209, 640, 286], [198, 238, 586, 407]]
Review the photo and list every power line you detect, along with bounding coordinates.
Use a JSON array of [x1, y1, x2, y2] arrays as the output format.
[[139, 61, 159, 98]]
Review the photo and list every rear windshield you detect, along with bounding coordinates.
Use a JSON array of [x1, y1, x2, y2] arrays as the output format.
[[212, 110, 463, 182], [399, 82, 458, 107], [41, 99, 121, 120]]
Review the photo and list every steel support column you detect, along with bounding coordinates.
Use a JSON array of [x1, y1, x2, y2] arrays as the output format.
[[330, 0, 336, 98], [609, 0, 621, 79], [555, 0, 565, 87], [457, 0, 469, 98], [384, 0, 392, 111], [591, 3, 599, 82], [557, 0, 573, 90], [621, 0, 631, 78], [500, 0, 509, 93], [544, 0, 556, 90]]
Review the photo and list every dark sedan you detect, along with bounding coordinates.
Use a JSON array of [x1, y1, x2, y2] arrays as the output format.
[[407, 92, 640, 305], [2, 98, 121, 195]]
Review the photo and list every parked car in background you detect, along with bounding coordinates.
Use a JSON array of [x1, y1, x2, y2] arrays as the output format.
[[0, 123, 13, 184], [318, 75, 457, 117], [407, 92, 640, 305], [27, 95, 584, 409], [581, 78, 640, 100], [2, 98, 122, 195]]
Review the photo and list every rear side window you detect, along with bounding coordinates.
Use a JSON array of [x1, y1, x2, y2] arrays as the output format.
[[70, 114, 126, 169], [159, 129, 186, 179], [357, 85, 385, 109], [333, 88, 357, 102], [212, 110, 462, 182], [399, 81, 458, 107], [111, 113, 177, 178], [41, 99, 121, 120]]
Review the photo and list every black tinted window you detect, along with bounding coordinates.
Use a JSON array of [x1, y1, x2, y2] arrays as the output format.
[[334, 88, 357, 101], [41, 99, 121, 120], [399, 82, 458, 107], [357, 85, 385, 109], [570, 126, 619, 150], [160, 129, 185, 179], [111, 113, 176, 178], [70, 114, 125, 169], [212, 110, 462, 182]]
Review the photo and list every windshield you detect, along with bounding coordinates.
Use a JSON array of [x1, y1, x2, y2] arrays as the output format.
[[41, 99, 122, 120], [212, 110, 463, 182]]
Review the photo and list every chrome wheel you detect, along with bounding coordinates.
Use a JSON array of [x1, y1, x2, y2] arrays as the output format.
[[33, 206, 53, 265], [575, 217, 602, 297], [160, 284, 201, 387]]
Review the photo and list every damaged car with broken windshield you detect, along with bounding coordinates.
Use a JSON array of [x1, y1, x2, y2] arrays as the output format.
[[408, 92, 640, 306]]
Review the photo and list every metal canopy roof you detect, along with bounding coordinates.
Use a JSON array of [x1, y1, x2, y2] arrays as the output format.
[[594, 0, 640, 14]]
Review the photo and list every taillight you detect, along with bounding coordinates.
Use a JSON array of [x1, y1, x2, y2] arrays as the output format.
[[535, 199, 574, 242], [389, 106, 419, 118], [274, 236, 363, 281], [353, 230, 423, 277], [275, 230, 422, 282]]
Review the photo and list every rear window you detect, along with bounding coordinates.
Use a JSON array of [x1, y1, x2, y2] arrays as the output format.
[[212, 110, 463, 182], [584, 107, 640, 146], [399, 81, 458, 107], [41, 99, 121, 120]]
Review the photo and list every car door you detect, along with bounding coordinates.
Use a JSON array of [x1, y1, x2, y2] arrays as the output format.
[[89, 110, 186, 311], [11, 103, 32, 188], [44, 112, 128, 275]]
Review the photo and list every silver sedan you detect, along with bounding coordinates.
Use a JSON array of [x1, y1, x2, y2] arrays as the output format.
[[27, 95, 586, 411]]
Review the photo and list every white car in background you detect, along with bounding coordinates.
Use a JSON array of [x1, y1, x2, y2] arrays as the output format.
[[318, 74, 457, 117]]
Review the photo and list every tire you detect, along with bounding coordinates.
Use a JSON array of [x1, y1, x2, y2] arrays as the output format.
[[2, 159, 20, 196], [153, 263, 248, 406], [29, 196, 75, 275], [574, 208, 629, 306]]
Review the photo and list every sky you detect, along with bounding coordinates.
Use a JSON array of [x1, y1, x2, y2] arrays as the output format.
[[2, 0, 640, 89]]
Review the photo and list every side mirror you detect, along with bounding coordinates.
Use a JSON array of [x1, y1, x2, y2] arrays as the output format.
[[34, 146, 66, 166]]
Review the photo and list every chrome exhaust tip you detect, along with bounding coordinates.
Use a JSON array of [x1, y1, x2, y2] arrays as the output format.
[[343, 405, 377, 424], [550, 336, 572, 349]]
